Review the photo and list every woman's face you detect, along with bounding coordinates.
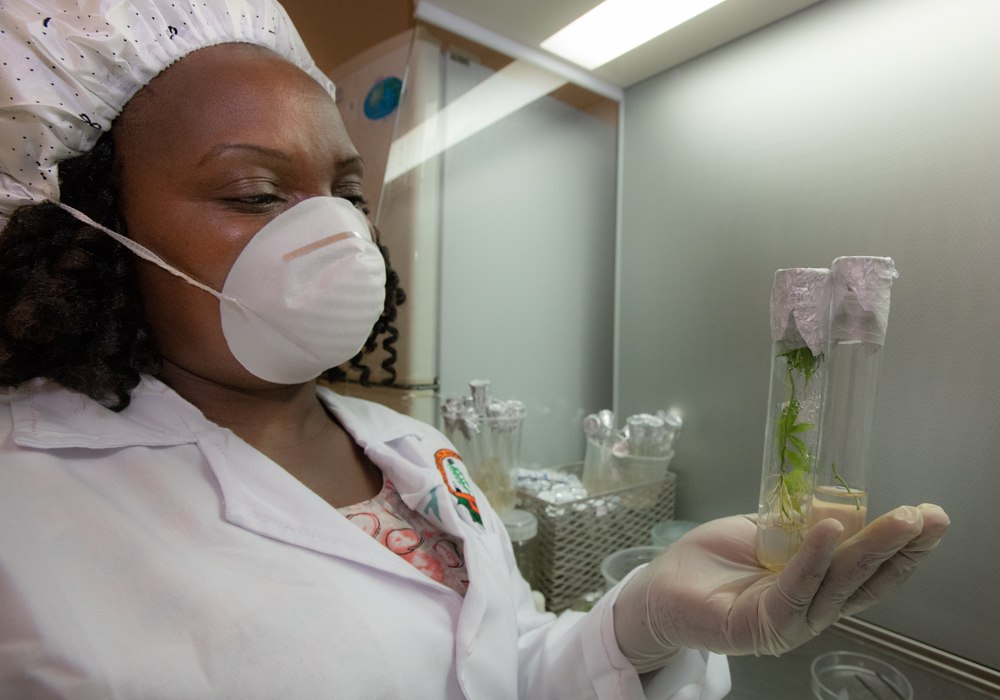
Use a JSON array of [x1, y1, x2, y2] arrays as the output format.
[[114, 43, 365, 389]]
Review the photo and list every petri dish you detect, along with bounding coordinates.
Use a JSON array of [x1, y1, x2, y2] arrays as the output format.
[[811, 651, 913, 700], [600, 545, 665, 590]]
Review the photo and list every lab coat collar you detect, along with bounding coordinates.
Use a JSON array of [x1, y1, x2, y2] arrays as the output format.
[[8, 376, 198, 449], [315, 384, 425, 446], [8, 377, 424, 451], [9, 375, 491, 547]]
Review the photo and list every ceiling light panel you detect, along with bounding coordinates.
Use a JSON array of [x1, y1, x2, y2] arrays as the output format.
[[541, 0, 729, 69]]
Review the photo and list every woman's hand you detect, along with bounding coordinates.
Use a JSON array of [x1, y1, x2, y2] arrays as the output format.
[[613, 504, 949, 670]]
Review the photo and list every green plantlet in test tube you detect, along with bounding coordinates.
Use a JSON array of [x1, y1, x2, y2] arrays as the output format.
[[756, 266, 832, 571], [771, 347, 822, 528]]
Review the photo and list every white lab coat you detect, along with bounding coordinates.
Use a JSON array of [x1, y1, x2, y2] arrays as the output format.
[[0, 377, 730, 699]]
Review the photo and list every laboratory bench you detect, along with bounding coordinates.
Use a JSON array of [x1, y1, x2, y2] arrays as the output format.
[[726, 621, 999, 699]]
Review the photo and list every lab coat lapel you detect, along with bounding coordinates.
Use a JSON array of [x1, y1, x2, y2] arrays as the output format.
[[378, 441, 487, 536], [318, 389, 490, 538], [358, 435, 518, 698], [193, 427, 456, 592], [322, 396, 516, 675], [196, 428, 371, 553]]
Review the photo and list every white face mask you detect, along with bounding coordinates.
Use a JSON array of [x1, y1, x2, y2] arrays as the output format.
[[54, 196, 387, 384]]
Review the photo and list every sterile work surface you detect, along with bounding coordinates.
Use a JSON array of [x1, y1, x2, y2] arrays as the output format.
[[726, 625, 997, 699]]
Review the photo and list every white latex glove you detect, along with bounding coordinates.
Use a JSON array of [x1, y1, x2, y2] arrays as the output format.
[[613, 504, 949, 671]]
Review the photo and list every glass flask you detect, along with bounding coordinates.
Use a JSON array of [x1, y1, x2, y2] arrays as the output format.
[[440, 380, 525, 515], [755, 268, 832, 571], [810, 256, 898, 540], [478, 399, 526, 515]]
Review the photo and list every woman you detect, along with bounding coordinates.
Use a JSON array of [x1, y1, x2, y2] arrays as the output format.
[[0, 1, 949, 698]]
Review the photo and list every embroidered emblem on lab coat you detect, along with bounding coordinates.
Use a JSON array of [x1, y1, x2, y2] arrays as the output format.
[[422, 487, 441, 522], [434, 448, 483, 526]]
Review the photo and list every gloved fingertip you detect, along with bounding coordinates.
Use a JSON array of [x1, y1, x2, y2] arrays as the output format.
[[810, 517, 844, 542], [891, 505, 922, 525], [917, 503, 951, 526]]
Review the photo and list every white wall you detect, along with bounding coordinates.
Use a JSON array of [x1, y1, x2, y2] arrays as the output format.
[[617, 0, 1000, 668]]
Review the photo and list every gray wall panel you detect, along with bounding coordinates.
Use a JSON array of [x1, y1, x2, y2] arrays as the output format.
[[617, 0, 1000, 667]]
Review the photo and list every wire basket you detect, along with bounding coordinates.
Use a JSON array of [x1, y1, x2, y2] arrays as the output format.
[[517, 463, 676, 613]]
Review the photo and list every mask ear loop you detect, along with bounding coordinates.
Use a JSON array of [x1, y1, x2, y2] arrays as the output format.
[[51, 200, 245, 309]]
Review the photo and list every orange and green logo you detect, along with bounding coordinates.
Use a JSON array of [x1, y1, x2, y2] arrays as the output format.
[[434, 448, 483, 526]]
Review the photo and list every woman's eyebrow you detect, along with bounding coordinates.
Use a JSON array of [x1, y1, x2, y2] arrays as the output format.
[[198, 143, 291, 166], [198, 146, 365, 174], [337, 154, 365, 173]]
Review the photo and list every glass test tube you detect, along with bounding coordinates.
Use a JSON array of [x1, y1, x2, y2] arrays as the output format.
[[476, 400, 525, 515], [755, 268, 832, 571], [810, 256, 898, 540]]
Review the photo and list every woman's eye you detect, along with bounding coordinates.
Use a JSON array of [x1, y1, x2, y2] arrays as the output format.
[[339, 193, 370, 215], [223, 193, 285, 210], [354, 198, 371, 216], [240, 193, 283, 205]]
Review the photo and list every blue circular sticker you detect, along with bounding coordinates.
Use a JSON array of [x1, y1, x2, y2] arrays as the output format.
[[363, 77, 403, 121]]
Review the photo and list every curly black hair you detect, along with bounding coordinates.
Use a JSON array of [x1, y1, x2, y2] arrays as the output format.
[[0, 130, 405, 411], [322, 227, 407, 387]]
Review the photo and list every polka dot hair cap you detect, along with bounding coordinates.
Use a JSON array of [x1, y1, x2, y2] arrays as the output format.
[[0, 0, 335, 229]]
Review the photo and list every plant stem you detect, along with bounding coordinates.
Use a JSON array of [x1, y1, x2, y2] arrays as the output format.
[[830, 462, 862, 510]]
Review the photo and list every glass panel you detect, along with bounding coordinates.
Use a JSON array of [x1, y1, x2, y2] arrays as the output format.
[[334, 23, 620, 469]]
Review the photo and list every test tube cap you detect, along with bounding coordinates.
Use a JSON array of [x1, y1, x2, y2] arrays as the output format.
[[830, 256, 898, 345], [770, 267, 832, 356]]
